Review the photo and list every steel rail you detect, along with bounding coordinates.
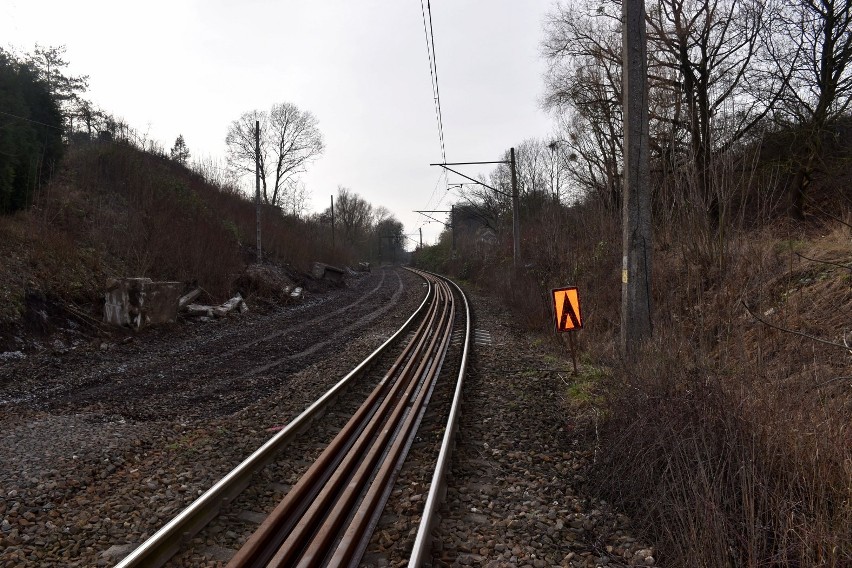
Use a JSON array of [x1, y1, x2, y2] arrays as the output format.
[[302, 280, 454, 566], [114, 273, 434, 568], [407, 272, 472, 568], [230, 276, 456, 567], [228, 275, 447, 566], [328, 278, 457, 567]]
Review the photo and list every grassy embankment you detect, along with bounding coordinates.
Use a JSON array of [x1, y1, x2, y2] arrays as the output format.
[[415, 146, 851, 566]]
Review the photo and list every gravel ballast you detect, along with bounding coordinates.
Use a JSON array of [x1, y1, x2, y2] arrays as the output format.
[[423, 287, 656, 568], [0, 271, 655, 567], [0, 268, 425, 567]]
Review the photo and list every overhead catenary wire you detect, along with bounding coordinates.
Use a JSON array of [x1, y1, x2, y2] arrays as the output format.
[[424, 169, 447, 212], [433, 179, 451, 210], [419, 0, 446, 164], [0, 109, 64, 131], [416, 169, 447, 231], [416, 0, 452, 245], [427, 0, 446, 164]]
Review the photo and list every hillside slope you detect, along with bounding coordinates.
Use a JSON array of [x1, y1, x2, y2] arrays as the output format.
[[0, 141, 330, 351]]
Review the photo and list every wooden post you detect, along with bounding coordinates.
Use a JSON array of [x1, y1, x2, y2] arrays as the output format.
[[330, 194, 335, 251]]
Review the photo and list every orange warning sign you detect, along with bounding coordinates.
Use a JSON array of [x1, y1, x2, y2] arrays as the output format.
[[552, 286, 583, 332]]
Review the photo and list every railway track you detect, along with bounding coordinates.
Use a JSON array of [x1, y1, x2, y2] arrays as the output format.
[[114, 269, 471, 567]]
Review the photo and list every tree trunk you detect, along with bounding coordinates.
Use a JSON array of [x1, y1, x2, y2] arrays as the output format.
[[790, 153, 815, 220]]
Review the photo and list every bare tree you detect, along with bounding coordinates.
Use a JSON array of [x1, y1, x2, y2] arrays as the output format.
[[281, 180, 310, 218], [335, 186, 374, 244], [772, 0, 852, 218], [225, 102, 324, 208], [372, 205, 393, 227], [374, 216, 406, 261], [646, 0, 783, 222], [543, 0, 625, 208]]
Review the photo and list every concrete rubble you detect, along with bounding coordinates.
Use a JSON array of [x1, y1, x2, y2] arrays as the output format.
[[104, 280, 252, 327], [184, 293, 249, 320], [103, 278, 182, 330], [286, 286, 303, 302], [311, 262, 346, 284]]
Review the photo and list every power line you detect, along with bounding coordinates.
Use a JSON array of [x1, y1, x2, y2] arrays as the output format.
[[419, 0, 446, 164], [0, 109, 64, 131], [427, 0, 446, 164], [417, 169, 447, 230], [433, 178, 452, 210], [424, 169, 446, 211]]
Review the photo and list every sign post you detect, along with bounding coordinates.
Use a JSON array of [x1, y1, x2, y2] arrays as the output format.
[[551, 286, 583, 374]]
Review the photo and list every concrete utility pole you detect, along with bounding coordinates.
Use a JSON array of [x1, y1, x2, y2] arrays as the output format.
[[255, 120, 261, 263], [451, 204, 456, 253], [419, 227, 423, 249], [510, 147, 521, 269], [621, 0, 653, 356]]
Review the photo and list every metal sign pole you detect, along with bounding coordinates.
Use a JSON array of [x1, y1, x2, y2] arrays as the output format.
[[567, 332, 578, 375], [552, 286, 584, 375]]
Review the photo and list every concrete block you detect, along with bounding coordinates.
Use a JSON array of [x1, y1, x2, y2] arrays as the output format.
[[104, 278, 183, 329], [311, 262, 346, 283]]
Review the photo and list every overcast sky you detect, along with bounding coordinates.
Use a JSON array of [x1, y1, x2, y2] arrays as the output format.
[[2, 0, 557, 247]]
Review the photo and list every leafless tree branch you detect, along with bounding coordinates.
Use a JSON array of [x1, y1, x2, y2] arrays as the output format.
[[742, 300, 852, 351]]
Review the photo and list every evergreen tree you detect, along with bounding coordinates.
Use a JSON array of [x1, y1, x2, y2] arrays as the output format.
[[170, 134, 190, 164], [28, 45, 89, 128], [0, 49, 64, 214]]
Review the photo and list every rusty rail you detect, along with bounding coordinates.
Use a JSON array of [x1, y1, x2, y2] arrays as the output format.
[[114, 274, 433, 568], [408, 272, 472, 567], [229, 272, 457, 567]]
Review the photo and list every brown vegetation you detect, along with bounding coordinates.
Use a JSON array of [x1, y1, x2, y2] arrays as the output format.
[[414, 164, 851, 565], [0, 140, 342, 343]]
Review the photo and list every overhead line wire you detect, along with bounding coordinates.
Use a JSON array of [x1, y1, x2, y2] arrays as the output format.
[[0, 109, 64, 131], [426, 0, 446, 164], [417, 169, 447, 230], [419, 0, 446, 164], [416, 0, 449, 241]]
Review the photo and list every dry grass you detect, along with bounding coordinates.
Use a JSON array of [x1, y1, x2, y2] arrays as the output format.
[[421, 189, 851, 565], [585, 223, 850, 567]]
